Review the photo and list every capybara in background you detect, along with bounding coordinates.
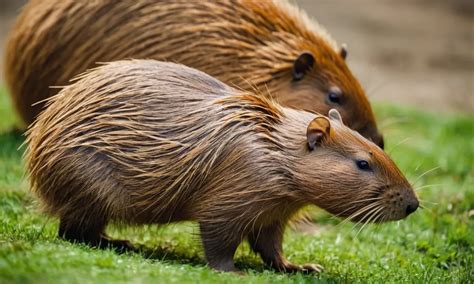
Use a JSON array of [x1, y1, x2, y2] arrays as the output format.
[[26, 60, 418, 273], [6, 0, 384, 148]]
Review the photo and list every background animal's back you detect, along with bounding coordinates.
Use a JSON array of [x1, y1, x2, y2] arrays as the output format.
[[4, 0, 334, 124]]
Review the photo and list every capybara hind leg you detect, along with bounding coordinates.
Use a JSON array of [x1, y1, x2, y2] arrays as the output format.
[[248, 222, 323, 273], [58, 217, 104, 246], [199, 222, 241, 272], [59, 218, 135, 252]]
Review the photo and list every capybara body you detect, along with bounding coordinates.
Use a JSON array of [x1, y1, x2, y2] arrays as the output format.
[[26, 60, 417, 272], [7, 0, 383, 147]]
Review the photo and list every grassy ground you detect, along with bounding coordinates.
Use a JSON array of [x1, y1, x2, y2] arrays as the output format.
[[0, 85, 472, 283]]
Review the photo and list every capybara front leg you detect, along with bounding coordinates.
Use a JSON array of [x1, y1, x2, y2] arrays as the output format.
[[248, 222, 323, 273], [199, 222, 241, 272]]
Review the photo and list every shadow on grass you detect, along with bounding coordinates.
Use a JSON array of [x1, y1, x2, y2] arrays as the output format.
[[133, 242, 344, 282], [0, 128, 25, 157], [0, 126, 24, 136], [137, 243, 206, 267]]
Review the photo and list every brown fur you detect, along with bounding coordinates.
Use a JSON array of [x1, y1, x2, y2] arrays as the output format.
[[6, 0, 383, 147], [26, 60, 417, 273]]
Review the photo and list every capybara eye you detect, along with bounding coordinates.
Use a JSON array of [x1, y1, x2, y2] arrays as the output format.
[[328, 91, 341, 104], [356, 160, 371, 171]]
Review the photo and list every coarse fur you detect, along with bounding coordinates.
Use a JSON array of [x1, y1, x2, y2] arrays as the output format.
[[6, 0, 383, 147], [25, 60, 417, 273]]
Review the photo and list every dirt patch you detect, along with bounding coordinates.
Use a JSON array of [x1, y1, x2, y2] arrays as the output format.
[[0, 0, 472, 113], [296, 0, 474, 114]]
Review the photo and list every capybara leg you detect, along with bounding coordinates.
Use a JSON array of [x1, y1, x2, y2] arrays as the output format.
[[248, 222, 323, 273], [199, 222, 241, 272], [58, 217, 104, 246], [58, 218, 135, 252]]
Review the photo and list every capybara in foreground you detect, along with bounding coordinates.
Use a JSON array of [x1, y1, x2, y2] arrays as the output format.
[[7, 0, 384, 148], [26, 60, 417, 273]]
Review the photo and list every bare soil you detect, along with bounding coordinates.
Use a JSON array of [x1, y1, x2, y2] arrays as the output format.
[[1, 0, 473, 113]]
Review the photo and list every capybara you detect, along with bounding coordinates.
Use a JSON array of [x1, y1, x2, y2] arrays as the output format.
[[26, 60, 418, 273], [7, 0, 384, 147]]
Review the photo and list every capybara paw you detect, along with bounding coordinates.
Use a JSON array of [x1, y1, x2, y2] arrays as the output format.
[[300, 263, 324, 273], [277, 261, 324, 273]]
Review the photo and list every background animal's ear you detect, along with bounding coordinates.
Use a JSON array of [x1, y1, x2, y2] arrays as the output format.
[[340, 43, 348, 60], [307, 116, 331, 151], [328, 108, 343, 123], [293, 52, 315, 80]]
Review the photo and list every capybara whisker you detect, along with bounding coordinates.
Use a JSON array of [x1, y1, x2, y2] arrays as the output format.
[[414, 184, 442, 192], [412, 167, 440, 186]]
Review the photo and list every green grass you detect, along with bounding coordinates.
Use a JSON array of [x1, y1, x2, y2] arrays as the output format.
[[0, 85, 472, 283]]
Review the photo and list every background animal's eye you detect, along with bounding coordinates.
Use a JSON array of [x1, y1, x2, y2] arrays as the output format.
[[356, 160, 371, 171], [328, 90, 341, 104]]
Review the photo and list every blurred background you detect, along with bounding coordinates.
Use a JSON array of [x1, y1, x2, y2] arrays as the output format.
[[0, 0, 473, 114]]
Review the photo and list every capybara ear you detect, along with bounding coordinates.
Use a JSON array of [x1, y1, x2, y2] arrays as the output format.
[[306, 116, 331, 151], [340, 43, 348, 60], [328, 109, 343, 124], [293, 52, 315, 80]]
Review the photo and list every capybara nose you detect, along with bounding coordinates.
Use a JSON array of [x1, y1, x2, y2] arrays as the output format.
[[405, 200, 419, 216]]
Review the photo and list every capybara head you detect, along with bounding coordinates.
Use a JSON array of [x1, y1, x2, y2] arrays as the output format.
[[244, 0, 384, 148], [272, 47, 384, 149], [297, 109, 417, 222]]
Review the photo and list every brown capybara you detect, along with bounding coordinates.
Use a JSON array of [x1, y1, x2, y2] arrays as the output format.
[[7, 0, 384, 148], [26, 60, 418, 273]]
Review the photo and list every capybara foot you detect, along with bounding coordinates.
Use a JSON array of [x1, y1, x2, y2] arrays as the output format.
[[275, 261, 324, 273]]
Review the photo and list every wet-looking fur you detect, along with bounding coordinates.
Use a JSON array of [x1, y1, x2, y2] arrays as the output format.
[[6, 0, 383, 147], [26, 60, 417, 273]]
